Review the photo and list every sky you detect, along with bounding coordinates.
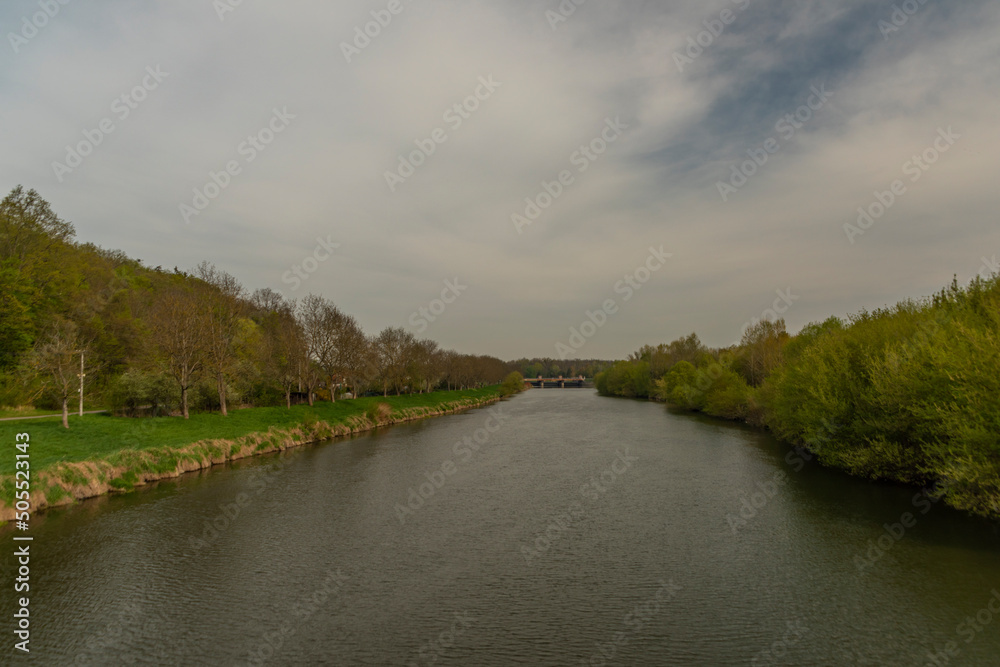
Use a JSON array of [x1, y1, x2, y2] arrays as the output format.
[[2, 0, 999, 360]]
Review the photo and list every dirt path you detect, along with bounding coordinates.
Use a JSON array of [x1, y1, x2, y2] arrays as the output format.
[[0, 410, 107, 422]]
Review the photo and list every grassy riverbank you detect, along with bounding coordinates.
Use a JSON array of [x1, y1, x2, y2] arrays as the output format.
[[0, 388, 502, 519]]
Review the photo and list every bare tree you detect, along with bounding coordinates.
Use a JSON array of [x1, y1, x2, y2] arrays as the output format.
[[28, 319, 80, 428], [151, 286, 207, 419], [197, 262, 246, 416], [408, 339, 441, 393], [300, 357, 322, 406], [373, 327, 415, 396], [298, 295, 370, 401], [254, 291, 306, 408], [250, 287, 286, 314], [441, 350, 459, 391], [338, 315, 368, 399], [299, 295, 339, 401]]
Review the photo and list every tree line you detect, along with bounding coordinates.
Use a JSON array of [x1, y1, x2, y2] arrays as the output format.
[[508, 358, 612, 380], [595, 274, 1000, 519], [0, 187, 514, 427]]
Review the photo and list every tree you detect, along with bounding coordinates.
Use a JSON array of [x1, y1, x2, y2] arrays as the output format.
[[0, 186, 75, 271], [28, 319, 80, 428], [500, 371, 525, 396], [739, 319, 788, 387], [253, 291, 307, 408], [337, 316, 369, 399], [298, 295, 348, 401], [150, 285, 207, 419], [373, 327, 415, 396], [440, 350, 459, 391], [407, 339, 440, 393], [300, 357, 322, 406], [0, 266, 33, 369], [197, 262, 246, 416]]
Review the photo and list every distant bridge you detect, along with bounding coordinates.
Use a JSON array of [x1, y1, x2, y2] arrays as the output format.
[[525, 376, 592, 389]]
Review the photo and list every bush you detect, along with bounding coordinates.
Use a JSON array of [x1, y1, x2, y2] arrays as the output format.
[[762, 275, 1000, 515], [703, 369, 758, 422], [500, 371, 525, 397], [108, 370, 178, 416], [597, 361, 652, 398], [595, 275, 1000, 518]]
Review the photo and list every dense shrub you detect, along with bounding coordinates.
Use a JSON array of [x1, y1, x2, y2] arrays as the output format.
[[595, 275, 1000, 518], [107, 370, 178, 416], [500, 371, 525, 397]]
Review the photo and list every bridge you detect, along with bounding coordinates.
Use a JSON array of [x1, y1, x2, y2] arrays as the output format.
[[525, 376, 592, 389]]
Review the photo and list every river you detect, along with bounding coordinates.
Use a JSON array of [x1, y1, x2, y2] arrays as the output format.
[[4, 390, 1000, 665]]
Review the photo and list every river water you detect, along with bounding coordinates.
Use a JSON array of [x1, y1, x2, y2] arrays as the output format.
[[4, 390, 1000, 665]]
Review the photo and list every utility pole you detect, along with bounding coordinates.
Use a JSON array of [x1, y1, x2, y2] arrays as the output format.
[[78, 350, 85, 417]]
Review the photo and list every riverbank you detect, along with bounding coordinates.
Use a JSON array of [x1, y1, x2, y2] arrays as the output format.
[[602, 388, 999, 522], [595, 274, 1000, 521], [0, 388, 502, 520]]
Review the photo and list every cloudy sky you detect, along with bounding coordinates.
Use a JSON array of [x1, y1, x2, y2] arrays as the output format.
[[2, 0, 999, 360]]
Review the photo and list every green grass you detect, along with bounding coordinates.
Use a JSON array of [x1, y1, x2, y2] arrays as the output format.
[[0, 388, 499, 476]]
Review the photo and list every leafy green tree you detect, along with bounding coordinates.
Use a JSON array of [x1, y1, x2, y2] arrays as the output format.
[[0, 266, 33, 368], [500, 371, 525, 397], [0, 186, 75, 271]]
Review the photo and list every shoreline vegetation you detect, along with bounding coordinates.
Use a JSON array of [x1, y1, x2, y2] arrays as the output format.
[[0, 187, 518, 430], [0, 185, 531, 518], [596, 273, 1000, 521], [1, 387, 519, 521]]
